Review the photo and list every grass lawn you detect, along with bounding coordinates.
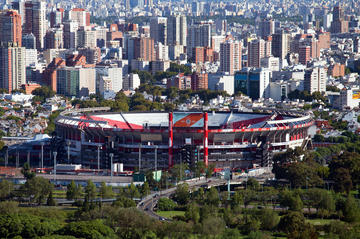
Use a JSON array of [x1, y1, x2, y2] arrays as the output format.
[[156, 210, 185, 218], [306, 218, 336, 225]]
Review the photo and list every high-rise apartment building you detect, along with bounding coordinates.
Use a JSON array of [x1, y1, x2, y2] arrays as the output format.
[[304, 67, 326, 93], [167, 15, 187, 46], [24, 0, 47, 50], [0, 42, 26, 93], [63, 21, 78, 49], [191, 72, 208, 90], [49, 8, 64, 28], [248, 39, 270, 68], [150, 17, 167, 45], [69, 8, 90, 27], [0, 10, 22, 47], [271, 32, 289, 59], [220, 40, 242, 75], [299, 45, 311, 65], [259, 18, 275, 39]]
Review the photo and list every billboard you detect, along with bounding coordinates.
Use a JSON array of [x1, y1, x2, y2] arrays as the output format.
[[173, 113, 203, 127], [353, 90, 360, 99]]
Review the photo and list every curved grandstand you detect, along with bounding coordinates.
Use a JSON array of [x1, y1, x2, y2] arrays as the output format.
[[55, 108, 314, 170]]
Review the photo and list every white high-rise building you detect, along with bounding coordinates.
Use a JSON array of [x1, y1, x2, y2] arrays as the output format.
[[123, 73, 140, 90], [304, 67, 326, 94], [167, 15, 187, 46], [96, 66, 123, 94], [155, 42, 169, 61]]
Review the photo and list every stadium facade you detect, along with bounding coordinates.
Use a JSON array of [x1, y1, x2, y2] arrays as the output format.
[[55, 107, 314, 170]]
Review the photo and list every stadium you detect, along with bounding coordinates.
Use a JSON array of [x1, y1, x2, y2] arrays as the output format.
[[55, 107, 314, 170]]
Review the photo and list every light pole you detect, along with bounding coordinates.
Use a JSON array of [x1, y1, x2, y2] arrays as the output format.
[[16, 151, 19, 168], [154, 145, 158, 171], [4, 146, 8, 167], [109, 153, 114, 181], [138, 143, 141, 172], [53, 151, 57, 184], [97, 145, 101, 170], [67, 140, 71, 164], [27, 151, 30, 166], [40, 142, 44, 168]]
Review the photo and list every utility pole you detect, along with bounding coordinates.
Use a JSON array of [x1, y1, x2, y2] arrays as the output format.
[[16, 151, 19, 168], [154, 145, 158, 171], [138, 143, 141, 172], [27, 151, 30, 166], [53, 151, 57, 184], [97, 144, 101, 170], [67, 140, 71, 164], [41, 142, 44, 168], [4, 147, 8, 167], [109, 153, 114, 181]]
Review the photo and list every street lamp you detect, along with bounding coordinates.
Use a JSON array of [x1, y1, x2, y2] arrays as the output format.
[[154, 145, 158, 171], [138, 143, 141, 172], [4, 146, 8, 167], [53, 151, 57, 184], [109, 153, 114, 181], [97, 144, 101, 170], [40, 142, 44, 168], [66, 140, 71, 164]]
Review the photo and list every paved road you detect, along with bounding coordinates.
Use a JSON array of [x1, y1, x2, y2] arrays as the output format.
[[137, 177, 226, 220]]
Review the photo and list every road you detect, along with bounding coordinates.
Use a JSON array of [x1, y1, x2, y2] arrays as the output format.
[[137, 177, 229, 220]]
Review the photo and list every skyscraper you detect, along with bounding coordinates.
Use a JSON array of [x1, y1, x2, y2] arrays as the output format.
[[24, 0, 47, 50], [248, 39, 268, 68], [259, 18, 275, 39], [150, 17, 167, 45], [330, 5, 348, 33], [271, 32, 289, 59], [167, 15, 187, 46], [187, 22, 212, 58], [304, 67, 326, 94], [0, 10, 22, 47], [49, 8, 64, 28], [220, 40, 242, 75], [0, 42, 26, 93]]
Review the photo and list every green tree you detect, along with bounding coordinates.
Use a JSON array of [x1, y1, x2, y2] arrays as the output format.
[[99, 182, 114, 199], [47, 190, 56, 206], [140, 181, 150, 197], [205, 187, 220, 207], [342, 195, 360, 223], [279, 190, 303, 211], [0, 180, 13, 200], [23, 176, 53, 205], [32, 86, 56, 103], [174, 183, 190, 205], [60, 219, 116, 239], [113, 196, 136, 208], [278, 211, 317, 239], [246, 178, 260, 190], [21, 162, 35, 180], [259, 209, 279, 230], [127, 183, 140, 199], [157, 197, 177, 211], [66, 180, 82, 201], [84, 180, 97, 201]]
